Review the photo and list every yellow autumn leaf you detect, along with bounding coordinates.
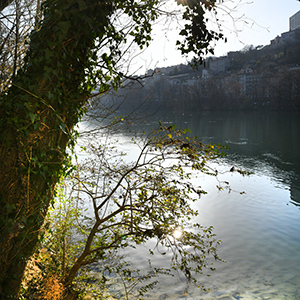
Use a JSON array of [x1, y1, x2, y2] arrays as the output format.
[[168, 134, 172, 138]]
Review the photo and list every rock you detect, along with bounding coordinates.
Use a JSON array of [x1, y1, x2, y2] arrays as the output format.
[[232, 291, 241, 300], [159, 293, 169, 300]]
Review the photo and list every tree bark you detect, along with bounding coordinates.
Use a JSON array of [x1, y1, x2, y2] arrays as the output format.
[[0, 0, 112, 298], [0, 0, 14, 12]]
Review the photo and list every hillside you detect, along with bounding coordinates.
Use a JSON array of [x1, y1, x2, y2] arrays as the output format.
[[96, 29, 300, 113]]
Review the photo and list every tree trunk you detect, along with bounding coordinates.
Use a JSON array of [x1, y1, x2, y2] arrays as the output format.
[[0, 0, 112, 298]]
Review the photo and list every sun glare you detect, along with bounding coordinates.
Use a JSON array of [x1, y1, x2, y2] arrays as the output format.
[[173, 228, 182, 239]]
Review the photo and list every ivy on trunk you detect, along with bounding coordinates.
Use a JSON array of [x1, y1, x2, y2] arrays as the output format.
[[0, 0, 224, 298]]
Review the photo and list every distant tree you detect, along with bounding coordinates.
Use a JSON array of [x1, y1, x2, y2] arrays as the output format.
[[275, 69, 300, 110], [242, 44, 255, 53]]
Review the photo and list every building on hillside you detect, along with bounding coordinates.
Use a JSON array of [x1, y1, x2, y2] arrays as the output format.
[[168, 73, 191, 81], [208, 56, 230, 74], [227, 51, 240, 60], [281, 30, 299, 43], [238, 73, 262, 98], [201, 69, 210, 79], [290, 10, 300, 31], [270, 29, 300, 46]]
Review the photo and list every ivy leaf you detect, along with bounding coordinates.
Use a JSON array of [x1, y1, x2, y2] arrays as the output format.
[[29, 113, 36, 123], [59, 122, 67, 134]]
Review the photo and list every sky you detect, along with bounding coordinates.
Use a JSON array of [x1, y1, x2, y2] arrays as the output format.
[[130, 0, 300, 74]]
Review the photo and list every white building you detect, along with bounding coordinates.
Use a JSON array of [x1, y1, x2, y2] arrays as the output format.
[[290, 10, 300, 31]]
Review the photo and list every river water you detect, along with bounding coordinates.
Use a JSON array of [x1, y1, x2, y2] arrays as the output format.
[[82, 110, 300, 299], [159, 111, 300, 300]]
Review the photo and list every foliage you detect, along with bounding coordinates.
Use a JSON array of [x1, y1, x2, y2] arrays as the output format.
[[22, 124, 227, 298], [175, 0, 225, 67], [0, 0, 226, 298]]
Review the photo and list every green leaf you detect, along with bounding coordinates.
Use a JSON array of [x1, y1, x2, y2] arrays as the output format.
[[59, 122, 67, 134], [29, 113, 36, 123]]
